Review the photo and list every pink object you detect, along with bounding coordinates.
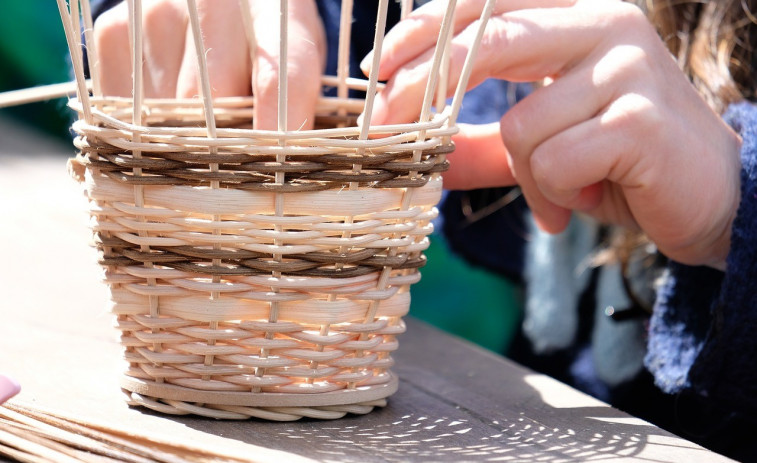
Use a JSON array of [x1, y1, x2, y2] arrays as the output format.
[[0, 375, 20, 404]]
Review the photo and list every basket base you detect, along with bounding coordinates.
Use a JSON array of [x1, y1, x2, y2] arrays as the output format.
[[121, 374, 398, 421]]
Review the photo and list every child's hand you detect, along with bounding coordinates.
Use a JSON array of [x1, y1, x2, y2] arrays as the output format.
[[366, 0, 742, 269], [93, 0, 325, 130]]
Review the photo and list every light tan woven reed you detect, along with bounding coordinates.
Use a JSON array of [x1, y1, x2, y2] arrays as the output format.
[[57, 0, 496, 420]]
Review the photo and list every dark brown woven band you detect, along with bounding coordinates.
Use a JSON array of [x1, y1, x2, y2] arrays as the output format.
[[96, 234, 427, 278], [75, 142, 452, 192]]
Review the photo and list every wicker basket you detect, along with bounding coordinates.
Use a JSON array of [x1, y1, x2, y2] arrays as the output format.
[[58, 0, 494, 420]]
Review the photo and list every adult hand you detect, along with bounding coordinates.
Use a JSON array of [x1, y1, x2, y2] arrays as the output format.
[[0, 375, 20, 405], [365, 0, 742, 269], [93, 0, 326, 130]]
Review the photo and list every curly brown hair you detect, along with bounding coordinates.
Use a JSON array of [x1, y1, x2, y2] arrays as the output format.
[[642, 0, 757, 112]]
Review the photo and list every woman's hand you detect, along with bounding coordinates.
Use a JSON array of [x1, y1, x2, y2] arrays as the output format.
[[0, 375, 20, 405], [366, 0, 742, 269], [93, 0, 326, 130]]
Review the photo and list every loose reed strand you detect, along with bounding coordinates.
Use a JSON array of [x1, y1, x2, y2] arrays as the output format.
[[400, 0, 414, 20], [419, 0, 457, 124], [1, 403, 252, 462], [277, 0, 288, 135], [404, 0, 458, 212], [185, 0, 218, 139], [80, 0, 101, 97], [56, 0, 93, 123], [0, 80, 90, 108], [358, 0, 390, 140], [437, 6, 455, 113], [238, 0, 257, 127], [337, 0, 354, 111], [129, 0, 144, 130], [449, 0, 497, 125]]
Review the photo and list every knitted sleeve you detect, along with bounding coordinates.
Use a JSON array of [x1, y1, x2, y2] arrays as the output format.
[[645, 101, 757, 414]]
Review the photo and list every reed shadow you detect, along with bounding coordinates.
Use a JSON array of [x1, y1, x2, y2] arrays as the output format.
[[173, 318, 716, 462]]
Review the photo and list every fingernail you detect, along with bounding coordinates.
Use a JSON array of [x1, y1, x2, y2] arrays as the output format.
[[0, 375, 21, 404], [360, 51, 373, 76], [532, 207, 572, 234]]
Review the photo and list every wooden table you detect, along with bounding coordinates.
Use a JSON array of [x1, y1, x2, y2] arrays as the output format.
[[0, 121, 734, 462]]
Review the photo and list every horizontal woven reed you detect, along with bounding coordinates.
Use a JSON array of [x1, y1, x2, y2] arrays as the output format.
[[68, 95, 451, 420]]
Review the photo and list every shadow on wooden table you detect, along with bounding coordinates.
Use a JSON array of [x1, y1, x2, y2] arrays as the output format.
[[175, 393, 667, 463], [168, 320, 712, 463]]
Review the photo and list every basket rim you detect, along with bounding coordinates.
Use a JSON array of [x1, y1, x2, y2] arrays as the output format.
[[66, 98, 458, 142]]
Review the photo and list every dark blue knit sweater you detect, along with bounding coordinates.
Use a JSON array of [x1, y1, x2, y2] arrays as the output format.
[[646, 102, 757, 416]]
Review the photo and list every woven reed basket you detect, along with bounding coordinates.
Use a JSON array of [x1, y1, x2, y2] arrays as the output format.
[[58, 0, 493, 420]]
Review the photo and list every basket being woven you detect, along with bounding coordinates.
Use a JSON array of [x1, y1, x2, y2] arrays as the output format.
[[59, 0, 495, 420], [68, 96, 451, 420]]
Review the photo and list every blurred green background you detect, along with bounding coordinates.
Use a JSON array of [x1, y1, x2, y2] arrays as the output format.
[[0, 1, 73, 141], [0, 1, 522, 354]]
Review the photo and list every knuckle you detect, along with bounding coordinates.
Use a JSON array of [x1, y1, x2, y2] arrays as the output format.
[[609, 93, 661, 134], [93, 4, 129, 47], [529, 149, 550, 185], [602, 94, 662, 180], [499, 106, 528, 157], [142, 1, 183, 31], [254, 60, 279, 96], [530, 145, 564, 193], [607, 3, 664, 58], [601, 44, 654, 84], [607, 1, 648, 30]]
